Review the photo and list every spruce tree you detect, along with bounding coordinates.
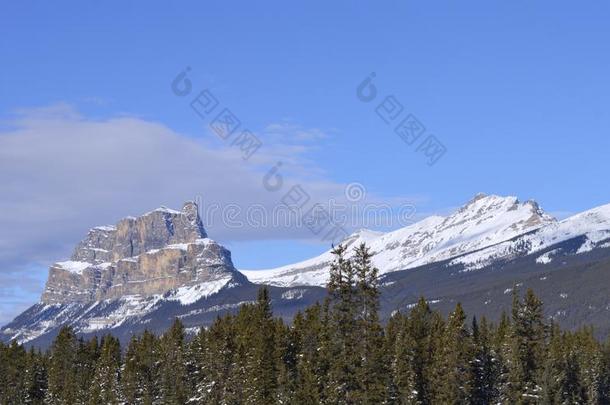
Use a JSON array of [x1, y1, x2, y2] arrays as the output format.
[[24, 347, 47, 405], [293, 303, 326, 403], [432, 303, 472, 404], [253, 287, 278, 404], [75, 337, 99, 404], [122, 330, 160, 404], [193, 314, 242, 404], [46, 326, 79, 405], [88, 335, 122, 405], [385, 311, 405, 403], [122, 335, 141, 404], [393, 297, 443, 404], [540, 322, 562, 404], [1, 340, 27, 404], [326, 243, 363, 404], [593, 336, 610, 404], [353, 243, 387, 404], [469, 317, 500, 405], [493, 311, 512, 403], [159, 319, 189, 404], [509, 289, 546, 404]]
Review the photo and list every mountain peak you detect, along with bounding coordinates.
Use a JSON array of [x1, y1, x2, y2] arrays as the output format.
[[41, 203, 237, 305], [244, 193, 558, 287]]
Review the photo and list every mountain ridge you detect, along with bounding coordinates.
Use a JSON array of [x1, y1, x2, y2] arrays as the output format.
[[242, 193, 561, 286], [3, 193, 610, 346]]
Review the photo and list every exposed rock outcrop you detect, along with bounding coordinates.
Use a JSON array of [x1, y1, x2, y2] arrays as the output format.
[[41, 202, 240, 304]]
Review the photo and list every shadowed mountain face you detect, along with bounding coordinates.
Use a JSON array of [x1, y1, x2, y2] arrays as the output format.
[[2, 195, 610, 347], [377, 235, 610, 339]]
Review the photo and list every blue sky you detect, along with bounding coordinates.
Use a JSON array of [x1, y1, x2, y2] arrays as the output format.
[[1, 1, 610, 324]]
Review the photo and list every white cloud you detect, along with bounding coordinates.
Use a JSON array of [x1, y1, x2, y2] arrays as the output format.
[[0, 104, 420, 325]]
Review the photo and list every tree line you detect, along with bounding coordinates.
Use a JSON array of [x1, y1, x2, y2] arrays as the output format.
[[1, 243, 610, 404]]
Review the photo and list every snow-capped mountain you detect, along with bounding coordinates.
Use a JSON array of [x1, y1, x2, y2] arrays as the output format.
[[242, 194, 558, 287], [449, 202, 610, 270], [4, 194, 610, 346], [0, 202, 323, 346]]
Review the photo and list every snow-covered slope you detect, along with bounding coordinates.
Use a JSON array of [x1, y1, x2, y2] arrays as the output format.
[[451, 203, 610, 270], [242, 194, 558, 287]]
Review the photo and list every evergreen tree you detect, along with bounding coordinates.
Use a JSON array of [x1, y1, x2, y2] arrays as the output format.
[[122, 335, 142, 404], [469, 317, 500, 405], [24, 347, 47, 405], [432, 303, 472, 404], [325, 243, 363, 404], [353, 243, 387, 404], [385, 311, 405, 403], [2, 265, 610, 405], [540, 322, 563, 404], [122, 330, 160, 404], [572, 327, 602, 404], [509, 289, 546, 404], [75, 337, 99, 404], [393, 297, 443, 404], [159, 319, 189, 404], [88, 335, 122, 405], [493, 311, 512, 403], [593, 336, 610, 404], [0, 340, 27, 404], [46, 326, 79, 405], [252, 287, 279, 404], [293, 303, 326, 403]]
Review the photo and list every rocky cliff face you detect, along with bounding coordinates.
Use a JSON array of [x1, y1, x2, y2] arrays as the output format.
[[41, 202, 240, 304]]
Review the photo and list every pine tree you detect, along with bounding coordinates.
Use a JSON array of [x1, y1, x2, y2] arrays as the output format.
[[88, 335, 122, 405], [75, 337, 99, 404], [393, 297, 443, 404], [593, 336, 610, 404], [1, 340, 27, 404], [24, 347, 47, 405], [3, 280, 610, 404], [385, 311, 405, 403], [509, 289, 546, 404], [469, 317, 500, 405], [122, 330, 160, 404], [353, 243, 387, 404], [193, 314, 242, 404], [540, 322, 562, 404], [159, 319, 189, 404], [292, 303, 326, 403], [432, 303, 472, 404], [122, 335, 141, 404], [290, 310, 319, 404], [493, 311, 512, 403], [46, 326, 79, 405], [572, 327, 601, 404], [325, 243, 363, 404], [252, 287, 278, 404]]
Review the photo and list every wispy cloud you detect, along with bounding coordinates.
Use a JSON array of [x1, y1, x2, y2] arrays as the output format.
[[0, 103, 420, 324]]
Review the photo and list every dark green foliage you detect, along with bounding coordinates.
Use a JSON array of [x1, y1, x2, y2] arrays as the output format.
[[46, 326, 79, 405], [509, 288, 547, 403], [88, 335, 122, 404], [468, 317, 500, 404], [122, 330, 159, 404], [432, 303, 472, 403], [1, 243, 609, 404], [159, 319, 188, 404]]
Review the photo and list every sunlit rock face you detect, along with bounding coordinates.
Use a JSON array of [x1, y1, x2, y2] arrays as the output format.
[[41, 202, 239, 305]]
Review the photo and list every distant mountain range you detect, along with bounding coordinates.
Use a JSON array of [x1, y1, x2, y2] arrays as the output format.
[[3, 194, 610, 347]]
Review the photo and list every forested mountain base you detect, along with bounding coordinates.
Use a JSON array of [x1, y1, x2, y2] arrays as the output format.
[[1, 243, 610, 404]]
